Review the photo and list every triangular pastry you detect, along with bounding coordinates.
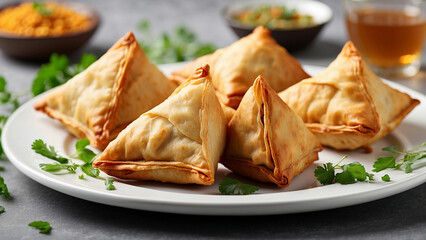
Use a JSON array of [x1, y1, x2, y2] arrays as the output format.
[[279, 41, 420, 150], [92, 65, 227, 185], [34, 32, 177, 149], [221, 76, 322, 187], [169, 26, 310, 109]]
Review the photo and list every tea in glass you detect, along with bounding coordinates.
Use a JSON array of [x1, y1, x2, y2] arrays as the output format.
[[344, 0, 426, 78]]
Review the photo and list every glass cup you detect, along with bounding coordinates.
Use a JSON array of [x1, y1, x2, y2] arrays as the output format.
[[343, 0, 426, 79]]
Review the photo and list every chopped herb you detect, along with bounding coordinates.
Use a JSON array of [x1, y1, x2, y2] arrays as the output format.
[[78, 174, 85, 179], [105, 177, 115, 190], [219, 177, 259, 195], [31, 139, 69, 164], [0, 205, 4, 214], [381, 174, 391, 182], [28, 221, 51, 234], [0, 166, 4, 171], [33, 2, 53, 15], [0, 175, 10, 199]]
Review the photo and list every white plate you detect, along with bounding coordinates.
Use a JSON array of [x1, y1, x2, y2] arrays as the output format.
[[3, 64, 426, 215]]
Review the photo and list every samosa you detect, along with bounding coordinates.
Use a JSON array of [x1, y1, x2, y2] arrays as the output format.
[[222, 76, 322, 187], [34, 32, 177, 149], [279, 41, 420, 150], [169, 26, 309, 108], [93, 65, 227, 185]]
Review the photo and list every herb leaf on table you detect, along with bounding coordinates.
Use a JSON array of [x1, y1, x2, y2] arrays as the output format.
[[28, 221, 51, 234], [137, 20, 216, 64], [0, 174, 10, 199], [32, 53, 97, 96]]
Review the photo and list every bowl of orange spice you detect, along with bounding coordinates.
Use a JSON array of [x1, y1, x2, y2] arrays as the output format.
[[0, 1, 99, 60]]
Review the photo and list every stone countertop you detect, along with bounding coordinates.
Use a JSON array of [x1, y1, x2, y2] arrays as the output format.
[[0, 0, 425, 239]]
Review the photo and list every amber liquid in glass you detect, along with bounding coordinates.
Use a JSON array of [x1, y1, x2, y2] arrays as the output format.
[[346, 9, 426, 68]]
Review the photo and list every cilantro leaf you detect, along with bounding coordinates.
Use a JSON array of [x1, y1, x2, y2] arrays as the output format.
[[105, 177, 116, 190], [0, 205, 4, 214], [80, 163, 99, 178], [0, 175, 10, 199], [137, 20, 216, 64], [382, 146, 402, 154], [32, 139, 69, 164], [314, 163, 335, 185], [70, 54, 97, 75], [335, 169, 356, 184], [345, 162, 367, 181], [32, 53, 97, 96], [373, 156, 396, 172], [71, 138, 96, 163], [381, 174, 390, 182], [33, 2, 53, 15], [28, 221, 51, 234], [219, 177, 259, 195], [78, 174, 85, 179], [39, 163, 78, 174]]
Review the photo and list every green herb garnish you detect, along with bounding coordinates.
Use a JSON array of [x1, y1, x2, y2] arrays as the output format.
[[373, 143, 426, 173], [31, 138, 114, 188], [314, 156, 375, 185], [219, 177, 259, 195], [0, 175, 10, 199], [31, 139, 69, 164], [32, 53, 97, 96], [32, 138, 99, 177], [0, 205, 4, 214], [381, 174, 391, 182], [39, 163, 78, 174], [105, 177, 115, 190], [28, 221, 51, 234], [33, 2, 53, 16], [137, 20, 216, 64]]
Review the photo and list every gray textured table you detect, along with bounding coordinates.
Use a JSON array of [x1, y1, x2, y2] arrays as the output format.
[[0, 0, 425, 239]]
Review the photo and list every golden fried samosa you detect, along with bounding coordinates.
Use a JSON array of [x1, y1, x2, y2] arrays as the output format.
[[279, 41, 420, 150], [34, 32, 177, 149], [169, 26, 310, 108], [92, 65, 227, 185], [221, 76, 322, 188]]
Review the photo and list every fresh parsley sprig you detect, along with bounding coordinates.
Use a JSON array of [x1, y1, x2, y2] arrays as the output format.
[[219, 177, 259, 195], [28, 221, 51, 234], [373, 143, 426, 173], [315, 156, 375, 185]]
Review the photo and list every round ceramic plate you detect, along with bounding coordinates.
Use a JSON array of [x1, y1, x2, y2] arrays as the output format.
[[3, 64, 426, 215]]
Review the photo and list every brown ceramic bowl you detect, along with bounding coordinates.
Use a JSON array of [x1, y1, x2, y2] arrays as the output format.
[[0, 1, 100, 60], [222, 0, 333, 52]]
